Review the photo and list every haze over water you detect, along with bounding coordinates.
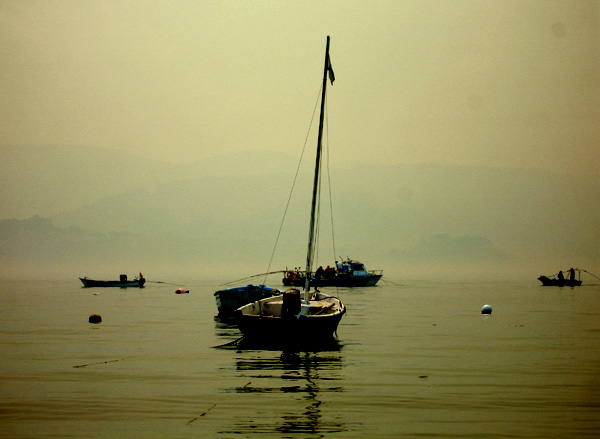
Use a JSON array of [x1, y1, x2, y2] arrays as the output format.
[[1, 2, 598, 436], [1, 278, 598, 438], [1, 1, 598, 280]]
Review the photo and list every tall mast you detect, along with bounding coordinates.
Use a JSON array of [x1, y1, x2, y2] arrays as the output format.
[[304, 36, 331, 301]]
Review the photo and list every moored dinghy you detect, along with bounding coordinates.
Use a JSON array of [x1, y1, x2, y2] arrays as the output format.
[[214, 284, 281, 316], [236, 36, 346, 344]]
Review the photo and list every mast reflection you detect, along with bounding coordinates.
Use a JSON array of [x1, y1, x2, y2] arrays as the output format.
[[220, 345, 347, 436]]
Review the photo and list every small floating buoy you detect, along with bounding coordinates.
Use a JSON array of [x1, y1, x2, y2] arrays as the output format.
[[481, 304, 492, 315], [89, 314, 102, 324], [175, 288, 189, 294]]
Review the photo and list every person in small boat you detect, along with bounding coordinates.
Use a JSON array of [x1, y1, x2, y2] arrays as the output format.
[[569, 268, 576, 282], [557, 271, 564, 281]]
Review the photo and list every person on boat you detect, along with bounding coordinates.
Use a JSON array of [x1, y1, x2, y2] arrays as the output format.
[[314, 266, 324, 288], [569, 268, 576, 282], [315, 266, 324, 280], [557, 271, 564, 281], [324, 266, 335, 279]]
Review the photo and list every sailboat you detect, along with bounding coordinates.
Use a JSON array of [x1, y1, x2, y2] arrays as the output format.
[[235, 36, 346, 342]]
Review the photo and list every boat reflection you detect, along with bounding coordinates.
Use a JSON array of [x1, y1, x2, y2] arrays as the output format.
[[213, 314, 239, 339], [220, 347, 347, 436]]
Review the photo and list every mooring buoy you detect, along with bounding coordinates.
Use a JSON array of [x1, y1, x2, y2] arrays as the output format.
[[89, 314, 102, 324], [481, 304, 492, 315]]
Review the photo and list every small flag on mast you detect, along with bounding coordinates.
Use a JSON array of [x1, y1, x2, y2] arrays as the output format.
[[327, 55, 335, 85]]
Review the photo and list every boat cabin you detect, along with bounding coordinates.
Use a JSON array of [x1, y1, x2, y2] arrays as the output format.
[[349, 262, 368, 277]]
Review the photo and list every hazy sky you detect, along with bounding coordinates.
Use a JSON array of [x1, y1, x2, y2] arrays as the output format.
[[1, 1, 598, 176]]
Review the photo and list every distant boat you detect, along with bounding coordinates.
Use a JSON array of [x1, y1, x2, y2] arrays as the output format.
[[214, 284, 282, 316], [80, 274, 145, 288], [236, 36, 346, 343], [283, 259, 382, 287], [538, 268, 581, 287], [538, 276, 582, 287]]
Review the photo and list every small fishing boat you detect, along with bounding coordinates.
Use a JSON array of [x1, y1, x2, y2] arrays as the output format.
[[538, 268, 582, 287], [283, 259, 382, 287], [538, 276, 582, 287], [236, 36, 346, 344], [80, 274, 145, 288], [214, 284, 281, 316]]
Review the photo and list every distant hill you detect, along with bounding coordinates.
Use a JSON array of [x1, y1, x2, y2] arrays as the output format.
[[0, 145, 598, 280], [0, 145, 295, 218]]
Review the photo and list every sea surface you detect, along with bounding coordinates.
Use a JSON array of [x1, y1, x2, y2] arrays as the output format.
[[1, 278, 599, 438]]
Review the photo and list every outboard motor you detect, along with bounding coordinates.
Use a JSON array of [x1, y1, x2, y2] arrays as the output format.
[[282, 288, 301, 318]]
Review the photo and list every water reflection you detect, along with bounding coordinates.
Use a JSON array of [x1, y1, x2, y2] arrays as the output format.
[[213, 314, 239, 339], [221, 345, 347, 436]]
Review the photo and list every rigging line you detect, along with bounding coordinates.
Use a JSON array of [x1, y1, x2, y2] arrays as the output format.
[[314, 161, 322, 267], [310, 93, 336, 271], [262, 85, 323, 287], [578, 268, 600, 280], [313, 94, 335, 271], [308, 137, 323, 273], [223, 271, 286, 286], [211, 336, 244, 349], [325, 93, 337, 262], [146, 280, 181, 286], [313, 129, 326, 270]]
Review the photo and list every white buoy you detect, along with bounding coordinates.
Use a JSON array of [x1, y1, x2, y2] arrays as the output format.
[[481, 304, 492, 315]]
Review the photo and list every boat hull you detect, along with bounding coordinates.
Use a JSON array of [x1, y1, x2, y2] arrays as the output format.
[[538, 276, 582, 287], [236, 309, 345, 343], [282, 273, 382, 288], [235, 293, 346, 343], [80, 278, 145, 288], [214, 285, 281, 316]]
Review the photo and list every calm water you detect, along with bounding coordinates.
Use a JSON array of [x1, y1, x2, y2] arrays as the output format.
[[1, 278, 599, 438]]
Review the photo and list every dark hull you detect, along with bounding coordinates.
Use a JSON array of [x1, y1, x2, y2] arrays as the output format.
[[538, 276, 582, 287], [80, 278, 145, 288], [214, 285, 281, 316], [235, 308, 346, 343], [282, 274, 382, 288]]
